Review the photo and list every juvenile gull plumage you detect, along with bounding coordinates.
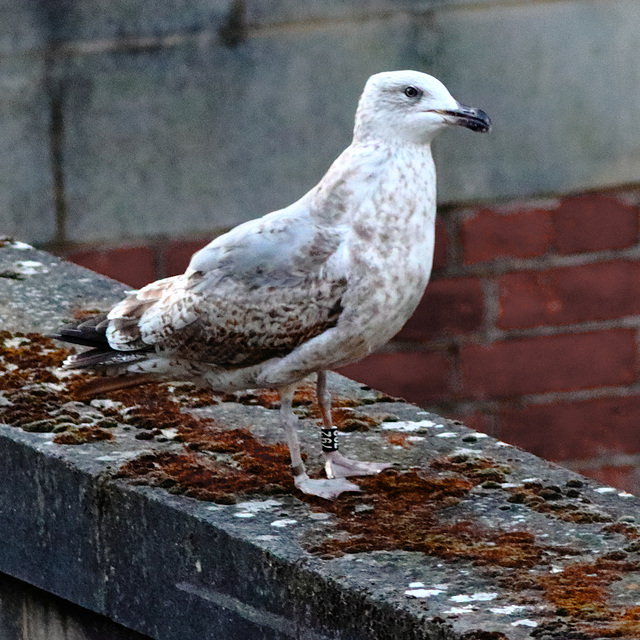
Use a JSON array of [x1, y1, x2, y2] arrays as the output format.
[[53, 70, 491, 499]]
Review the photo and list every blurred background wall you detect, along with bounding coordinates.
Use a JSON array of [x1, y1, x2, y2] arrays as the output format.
[[3, 0, 640, 492]]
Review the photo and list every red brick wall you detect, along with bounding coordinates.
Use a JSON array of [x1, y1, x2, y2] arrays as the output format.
[[59, 188, 640, 494], [342, 189, 640, 494]]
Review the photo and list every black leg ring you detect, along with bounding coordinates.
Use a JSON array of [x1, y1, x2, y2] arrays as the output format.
[[321, 427, 339, 452]]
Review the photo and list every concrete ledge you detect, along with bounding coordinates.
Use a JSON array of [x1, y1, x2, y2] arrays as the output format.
[[3, 241, 640, 640]]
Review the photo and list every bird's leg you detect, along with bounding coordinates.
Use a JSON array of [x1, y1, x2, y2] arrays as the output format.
[[279, 384, 360, 499], [316, 371, 392, 479]]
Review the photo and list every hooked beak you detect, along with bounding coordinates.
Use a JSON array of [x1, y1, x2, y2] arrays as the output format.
[[432, 103, 492, 133]]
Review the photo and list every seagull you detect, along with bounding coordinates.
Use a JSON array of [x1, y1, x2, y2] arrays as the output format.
[[53, 71, 490, 499]]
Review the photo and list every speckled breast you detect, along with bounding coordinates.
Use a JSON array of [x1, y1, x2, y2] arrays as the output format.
[[340, 179, 437, 355]]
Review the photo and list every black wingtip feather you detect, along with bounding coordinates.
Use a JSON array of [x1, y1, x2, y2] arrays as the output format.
[[52, 314, 152, 370], [50, 314, 111, 350], [49, 329, 109, 349]]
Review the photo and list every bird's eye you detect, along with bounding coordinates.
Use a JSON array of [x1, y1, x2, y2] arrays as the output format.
[[404, 86, 422, 99]]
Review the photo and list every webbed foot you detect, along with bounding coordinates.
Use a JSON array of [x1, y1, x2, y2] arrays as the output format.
[[325, 451, 393, 479], [295, 474, 361, 499]]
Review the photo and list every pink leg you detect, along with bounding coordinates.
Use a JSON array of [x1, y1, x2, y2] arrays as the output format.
[[316, 371, 392, 479], [279, 384, 360, 499]]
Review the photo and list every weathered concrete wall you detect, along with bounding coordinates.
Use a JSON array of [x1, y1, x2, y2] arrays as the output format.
[[0, 573, 150, 640], [5, 244, 640, 639], [1, 0, 640, 248]]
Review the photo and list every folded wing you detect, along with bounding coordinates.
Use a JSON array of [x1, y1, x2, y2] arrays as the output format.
[[101, 212, 348, 369]]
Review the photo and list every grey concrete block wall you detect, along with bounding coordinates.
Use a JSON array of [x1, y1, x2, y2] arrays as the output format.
[[0, 573, 151, 640], [0, 56, 55, 245], [428, 0, 640, 202], [59, 16, 418, 243], [1, 0, 640, 246]]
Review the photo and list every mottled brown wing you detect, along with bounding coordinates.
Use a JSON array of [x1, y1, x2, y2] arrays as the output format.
[[106, 219, 347, 367], [138, 270, 346, 367]]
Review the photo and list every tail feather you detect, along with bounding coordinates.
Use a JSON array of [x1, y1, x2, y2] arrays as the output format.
[[51, 313, 152, 369], [63, 350, 148, 369], [51, 314, 110, 349]]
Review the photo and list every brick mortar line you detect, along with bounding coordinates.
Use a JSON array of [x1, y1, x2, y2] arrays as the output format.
[[56, 237, 640, 279], [442, 186, 640, 219], [437, 182, 640, 221], [493, 315, 640, 340], [433, 242, 640, 279], [386, 315, 640, 354], [0, 9, 426, 60], [431, 385, 640, 418], [151, 242, 168, 282], [443, 204, 464, 269], [519, 385, 640, 405], [480, 276, 500, 342], [44, 52, 67, 248], [45, 228, 230, 258]]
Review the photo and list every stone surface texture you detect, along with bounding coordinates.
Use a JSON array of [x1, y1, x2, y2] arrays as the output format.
[[3, 246, 640, 639]]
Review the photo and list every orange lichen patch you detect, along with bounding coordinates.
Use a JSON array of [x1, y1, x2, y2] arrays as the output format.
[[1, 389, 66, 429], [538, 558, 640, 624], [232, 382, 363, 412], [331, 407, 380, 432], [230, 383, 380, 433], [173, 385, 225, 409], [0, 332, 297, 500], [112, 387, 298, 501], [232, 383, 319, 409], [70, 308, 104, 321], [460, 633, 509, 640], [386, 432, 412, 448], [118, 428, 293, 501], [54, 426, 114, 445], [305, 469, 544, 567], [0, 333, 122, 444], [65, 370, 298, 500], [114, 385, 196, 431], [0, 332, 68, 386], [602, 523, 640, 540], [538, 562, 610, 620], [0, 333, 84, 429], [597, 606, 640, 638], [66, 378, 220, 430], [232, 388, 281, 409]]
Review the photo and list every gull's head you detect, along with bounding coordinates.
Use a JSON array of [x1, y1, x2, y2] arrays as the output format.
[[354, 70, 491, 144]]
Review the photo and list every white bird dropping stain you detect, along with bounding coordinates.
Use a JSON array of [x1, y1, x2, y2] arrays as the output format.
[[511, 619, 537, 627], [270, 519, 297, 528], [450, 592, 498, 603], [382, 420, 443, 432], [443, 605, 475, 615]]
